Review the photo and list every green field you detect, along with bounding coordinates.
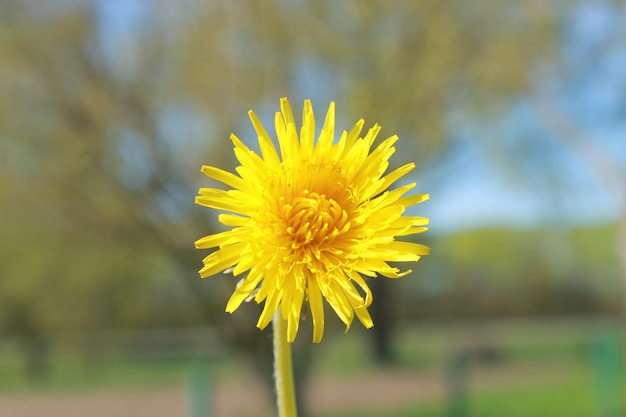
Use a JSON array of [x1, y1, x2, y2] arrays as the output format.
[[330, 377, 593, 417]]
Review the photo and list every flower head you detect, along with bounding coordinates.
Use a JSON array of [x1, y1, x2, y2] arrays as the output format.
[[195, 98, 429, 343]]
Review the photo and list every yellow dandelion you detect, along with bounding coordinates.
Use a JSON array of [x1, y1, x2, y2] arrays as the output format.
[[195, 98, 429, 343]]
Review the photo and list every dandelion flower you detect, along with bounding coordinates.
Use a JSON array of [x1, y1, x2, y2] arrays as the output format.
[[195, 98, 429, 343]]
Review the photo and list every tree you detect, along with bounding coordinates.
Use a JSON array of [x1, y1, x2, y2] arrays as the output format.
[[0, 0, 569, 412]]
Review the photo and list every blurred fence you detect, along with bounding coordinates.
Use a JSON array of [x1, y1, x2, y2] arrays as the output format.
[[0, 315, 625, 417]]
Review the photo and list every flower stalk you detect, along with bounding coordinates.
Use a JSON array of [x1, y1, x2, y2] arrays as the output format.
[[273, 312, 298, 417]]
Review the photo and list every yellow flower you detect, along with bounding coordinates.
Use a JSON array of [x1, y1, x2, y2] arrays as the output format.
[[195, 98, 429, 343]]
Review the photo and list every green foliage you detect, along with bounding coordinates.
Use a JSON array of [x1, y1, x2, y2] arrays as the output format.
[[431, 224, 619, 280], [400, 224, 622, 320]]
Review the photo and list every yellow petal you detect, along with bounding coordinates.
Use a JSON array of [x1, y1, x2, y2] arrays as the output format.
[[314, 102, 335, 158], [396, 193, 430, 207], [387, 241, 431, 256], [199, 245, 242, 278], [256, 288, 283, 330], [226, 268, 264, 312], [218, 214, 250, 227], [195, 194, 245, 214], [348, 271, 373, 308], [230, 134, 268, 178], [201, 165, 247, 190], [319, 278, 354, 328], [249, 110, 281, 168], [308, 276, 325, 343], [286, 271, 305, 342], [276, 112, 299, 164], [280, 97, 296, 127], [356, 135, 398, 181], [342, 119, 365, 150], [299, 100, 315, 159], [372, 163, 415, 196], [194, 228, 246, 249]]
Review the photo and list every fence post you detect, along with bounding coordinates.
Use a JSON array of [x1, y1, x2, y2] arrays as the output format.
[[590, 328, 624, 417], [445, 349, 469, 417], [188, 357, 212, 417]]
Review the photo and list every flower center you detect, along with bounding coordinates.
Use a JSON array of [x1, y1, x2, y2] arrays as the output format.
[[280, 189, 351, 269]]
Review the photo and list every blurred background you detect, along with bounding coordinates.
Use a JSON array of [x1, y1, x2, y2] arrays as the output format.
[[0, 0, 625, 416]]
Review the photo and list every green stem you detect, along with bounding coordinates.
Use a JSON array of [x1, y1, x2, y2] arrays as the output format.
[[273, 312, 298, 417]]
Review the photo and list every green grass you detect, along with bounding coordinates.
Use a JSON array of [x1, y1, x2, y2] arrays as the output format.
[[324, 366, 597, 417], [0, 354, 190, 393], [469, 379, 593, 417]]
